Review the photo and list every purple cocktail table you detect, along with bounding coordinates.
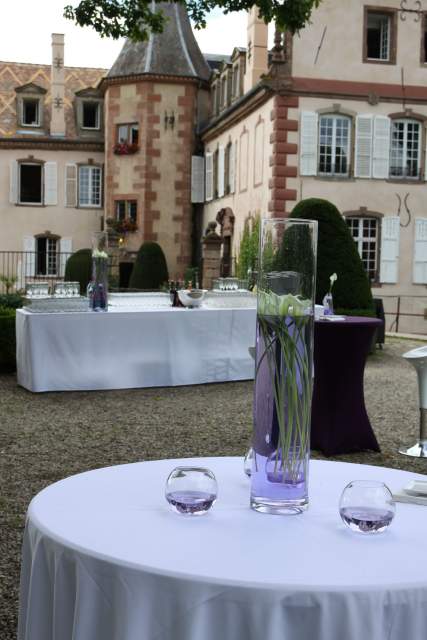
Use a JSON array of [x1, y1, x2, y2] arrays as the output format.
[[311, 316, 382, 456]]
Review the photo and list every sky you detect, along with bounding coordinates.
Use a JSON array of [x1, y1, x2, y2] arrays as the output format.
[[0, 1, 249, 69]]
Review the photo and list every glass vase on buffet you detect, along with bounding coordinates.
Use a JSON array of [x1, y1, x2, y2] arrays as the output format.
[[251, 218, 318, 515], [89, 232, 109, 312]]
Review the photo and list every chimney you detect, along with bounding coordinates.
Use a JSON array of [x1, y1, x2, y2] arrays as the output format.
[[50, 33, 66, 137], [244, 7, 268, 93]]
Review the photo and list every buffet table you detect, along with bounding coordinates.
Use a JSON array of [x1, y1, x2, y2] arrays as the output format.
[[19, 457, 427, 640], [16, 306, 256, 392]]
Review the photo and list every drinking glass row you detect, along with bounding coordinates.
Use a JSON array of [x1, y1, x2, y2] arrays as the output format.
[[26, 282, 80, 298]]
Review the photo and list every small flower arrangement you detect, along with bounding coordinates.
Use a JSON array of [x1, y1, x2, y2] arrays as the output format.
[[329, 272, 338, 293], [113, 142, 139, 155], [92, 249, 108, 259], [106, 217, 138, 234]]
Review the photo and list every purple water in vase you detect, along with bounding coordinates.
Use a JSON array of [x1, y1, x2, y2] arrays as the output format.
[[166, 490, 216, 515], [251, 313, 313, 515]]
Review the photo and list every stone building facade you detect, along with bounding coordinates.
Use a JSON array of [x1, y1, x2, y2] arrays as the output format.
[[201, 0, 427, 333], [0, 34, 106, 279]]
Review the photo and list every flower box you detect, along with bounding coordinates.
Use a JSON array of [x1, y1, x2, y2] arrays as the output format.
[[113, 143, 139, 155]]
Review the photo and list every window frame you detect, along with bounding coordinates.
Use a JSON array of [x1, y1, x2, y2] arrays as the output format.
[[389, 118, 422, 180], [81, 101, 101, 130], [78, 164, 102, 208], [35, 235, 60, 277], [115, 199, 137, 223], [363, 6, 397, 65], [346, 215, 380, 282], [22, 98, 41, 127], [318, 114, 352, 178], [116, 123, 139, 145], [18, 161, 44, 206]]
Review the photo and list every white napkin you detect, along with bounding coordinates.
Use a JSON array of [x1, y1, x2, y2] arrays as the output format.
[[323, 315, 346, 322], [392, 492, 427, 506]]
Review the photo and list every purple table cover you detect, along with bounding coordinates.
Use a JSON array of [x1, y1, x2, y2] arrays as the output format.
[[311, 316, 382, 456]]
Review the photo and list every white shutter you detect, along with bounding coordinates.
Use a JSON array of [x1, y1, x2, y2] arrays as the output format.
[[373, 116, 390, 179], [354, 115, 373, 178], [380, 216, 400, 283], [65, 164, 77, 207], [218, 146, 225, 197], [44, 161, 57, 205], [59, 237, 72, 277], [300, 111, 318, 176], [424, 131, 427, 181], [9, 160, 18, 204], [413, 218, 427, 283], [23, 236, 35, 278], [229, 141, 236, 194], [205, 152, 213, 202], [191, 156, 205, 203]]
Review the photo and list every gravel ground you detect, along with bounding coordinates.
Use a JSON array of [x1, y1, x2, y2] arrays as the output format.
[[1, 336, 426, 639]]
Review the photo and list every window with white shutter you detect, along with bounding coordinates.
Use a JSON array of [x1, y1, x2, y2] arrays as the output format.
[[191, 156, 205, 203], [218, 146, 225, 197], [300, 111, 318, 176], [78, 165, 102, 207], [23, 236, 36, 277], [65, 164, 77, 207], [9, 160, 18, 204], [44, 162, 57, 205], [390, 119, 421, 179], [229, 141, 236, 194], [354, 115, 373, 178], [413, 218, 427, 283], [380, 216, 400, 283], [205, 152, 213, 201], [59, 237, 72, 277], [373, 115, 390, 179], [318, 115, 351, 176]]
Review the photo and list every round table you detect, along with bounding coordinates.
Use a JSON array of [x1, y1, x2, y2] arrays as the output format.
[[19, 457, 427, 640], [311, 316, 382, 455]]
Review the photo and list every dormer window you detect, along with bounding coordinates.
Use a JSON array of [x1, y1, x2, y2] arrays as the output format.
[[82, 101, 100, 129], [75, 88, 103, 137], [22, 99, 40, 126], [15, 82, 46, 130]]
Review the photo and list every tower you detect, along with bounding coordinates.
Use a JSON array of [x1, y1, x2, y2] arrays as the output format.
[[102, 3, 211, 281]]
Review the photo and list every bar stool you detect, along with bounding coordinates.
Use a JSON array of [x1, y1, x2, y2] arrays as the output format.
[[399, 345, 427, 457]]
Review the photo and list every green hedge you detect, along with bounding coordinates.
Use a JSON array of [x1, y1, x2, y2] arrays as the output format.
[[129, 242, 169, 290], [0, 306, 16, 373], [64, 249, 92, 295], [290, 198, 374, 312], [0, 293, 24, 309]]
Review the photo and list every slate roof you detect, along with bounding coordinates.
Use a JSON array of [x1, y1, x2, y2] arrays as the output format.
[[0, 61, 106, 139], [108, 2, 211, 82]]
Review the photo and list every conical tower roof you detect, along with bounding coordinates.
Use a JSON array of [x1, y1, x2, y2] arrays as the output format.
[[108, 2, 211, 82]]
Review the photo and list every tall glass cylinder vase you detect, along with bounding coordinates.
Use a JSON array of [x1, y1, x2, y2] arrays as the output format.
[[89, 232, 109, 312], [251, 218, 318, 515]]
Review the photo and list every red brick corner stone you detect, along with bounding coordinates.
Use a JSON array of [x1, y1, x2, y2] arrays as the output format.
[[268, 94, 299, 217]]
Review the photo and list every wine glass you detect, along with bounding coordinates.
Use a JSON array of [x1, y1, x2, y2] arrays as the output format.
[[339, 480, 396, 534], [165, 466, 217, 516]]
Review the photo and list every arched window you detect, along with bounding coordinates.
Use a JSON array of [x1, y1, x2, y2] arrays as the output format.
[[318, 114, 351, 177], [389, 119, 421, 179]]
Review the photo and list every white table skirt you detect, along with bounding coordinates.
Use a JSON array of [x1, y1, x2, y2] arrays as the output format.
[[18, 457, 427, 640], [16, 307, 256, 392]]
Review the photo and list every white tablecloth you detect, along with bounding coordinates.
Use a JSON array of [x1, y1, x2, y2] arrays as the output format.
[[19, 457, 427, 640], [16, 307, 256, 392]]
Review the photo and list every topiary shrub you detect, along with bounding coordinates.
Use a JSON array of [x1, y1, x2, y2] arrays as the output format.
[[64, 249, 92, 295], [290, 198, 374, 313], [129, 242, 169, 290], [0, 306, 16, 373]]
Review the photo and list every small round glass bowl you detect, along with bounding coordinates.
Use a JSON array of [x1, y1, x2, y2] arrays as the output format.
[[339, 480, 396, 534], [165, 466, 218, 516]]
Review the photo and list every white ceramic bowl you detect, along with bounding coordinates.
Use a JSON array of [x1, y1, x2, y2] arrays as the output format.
[[177, 289, 206, 308]]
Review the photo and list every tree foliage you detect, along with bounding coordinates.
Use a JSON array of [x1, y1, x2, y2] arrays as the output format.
[[129, 242, 169, 290], [236, 216, 260, 280], [64, 0, 321, 42]]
